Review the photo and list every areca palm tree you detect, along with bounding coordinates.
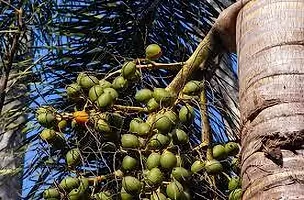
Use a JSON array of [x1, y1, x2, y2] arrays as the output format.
[[17, 1, 240, 199], [6, 0, 302, 200]]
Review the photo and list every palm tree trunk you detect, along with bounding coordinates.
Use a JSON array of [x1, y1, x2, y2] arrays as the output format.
[[0, 13, 30, 198], [236, 0, 304, 199], [0, 93, 25, 200]]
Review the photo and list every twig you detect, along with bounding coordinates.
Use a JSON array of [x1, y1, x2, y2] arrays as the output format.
[[103, 69, 121, 80], [87, 175, 106, 184], [103, 61, 184, 81], [221, 172, 231, 180], [112, 105, 148, 113], [87, 170, 124, 184]]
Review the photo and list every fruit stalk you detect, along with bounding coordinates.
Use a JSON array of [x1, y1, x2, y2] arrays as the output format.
[[200, 82, 213, 161], [87, 170, 124, 183], [165, 0, 253, 96], [166, 29, 219, 95], [136, 61, 185, 70], [103, 69, 122, 80], [113, 105, 148, 113], [193, 82, 213, 155]]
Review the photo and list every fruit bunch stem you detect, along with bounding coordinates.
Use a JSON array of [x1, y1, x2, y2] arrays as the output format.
[[166, 29, 218, 95], [136, 61, 185, 70], [199, 82, 213, 161]]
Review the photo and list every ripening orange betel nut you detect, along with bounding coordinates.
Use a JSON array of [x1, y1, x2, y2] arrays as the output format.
[[73, 111, 89, 124]]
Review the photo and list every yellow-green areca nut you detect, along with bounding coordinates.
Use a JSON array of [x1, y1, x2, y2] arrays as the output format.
[[164, 110, 178, 125], [166, 180, 184, 200], [40, 129, 65, 147], [121, 134, 140, 148], [59, 177, 80, 192], [78, 178, 89, 196], [229, 189, 242, 200], [122, 155, 138, 171], [65, 178, 89, 200], [96, 191, 113, 200], [99, 79, 112, 89], [225, 142, 240, 156], [171, 129, 189, 144], [121, 187, 133, 200], [37, 112, 55, 127], [89, 85, 104, 101], [155, 115, 172, 134], [148, 133, 170, 149], [205, 159, 223, 174], [112, 76, 128, 90], [122, 176, 143, 194], [103, 88, 118, 99], [58, 120, 68, 131], [97, 93, 113, 108], [228, 177, 241, 191], [36, 106, 54, 116], [68, 188, 81, 200], [96, 119, 111, 133], [171, 167, 190, 181], [191, 160, 205, 173], [137, 122, 151, 136], [147, 98, 159, 112], [145, 44, 162, 60], [146, 152, 161, 170], [66, 83, 82, 98], [212, 144, 227, 160], [40, 128, 57, 142], [151, 192, 167, 200], [153, 88, 172, 104], [129, 118, 143, 133], [179, 104, 194, 123], [182, 80, 201, 95], [122, 61, 136, 79], [66, 148, 81, 167], [43, 187, 60, 199], [145, 167, 164, 186], [135, 88, 153, 102], [160, 151, 177, 169], [76, 73, 99, 89]]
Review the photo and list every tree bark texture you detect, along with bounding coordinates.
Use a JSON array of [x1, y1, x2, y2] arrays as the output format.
[[0, 85, 25, 200], [236, 0, 304, 199]]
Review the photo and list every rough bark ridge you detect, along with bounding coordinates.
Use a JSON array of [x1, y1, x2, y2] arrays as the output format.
[[236, 0, 304, 199]]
